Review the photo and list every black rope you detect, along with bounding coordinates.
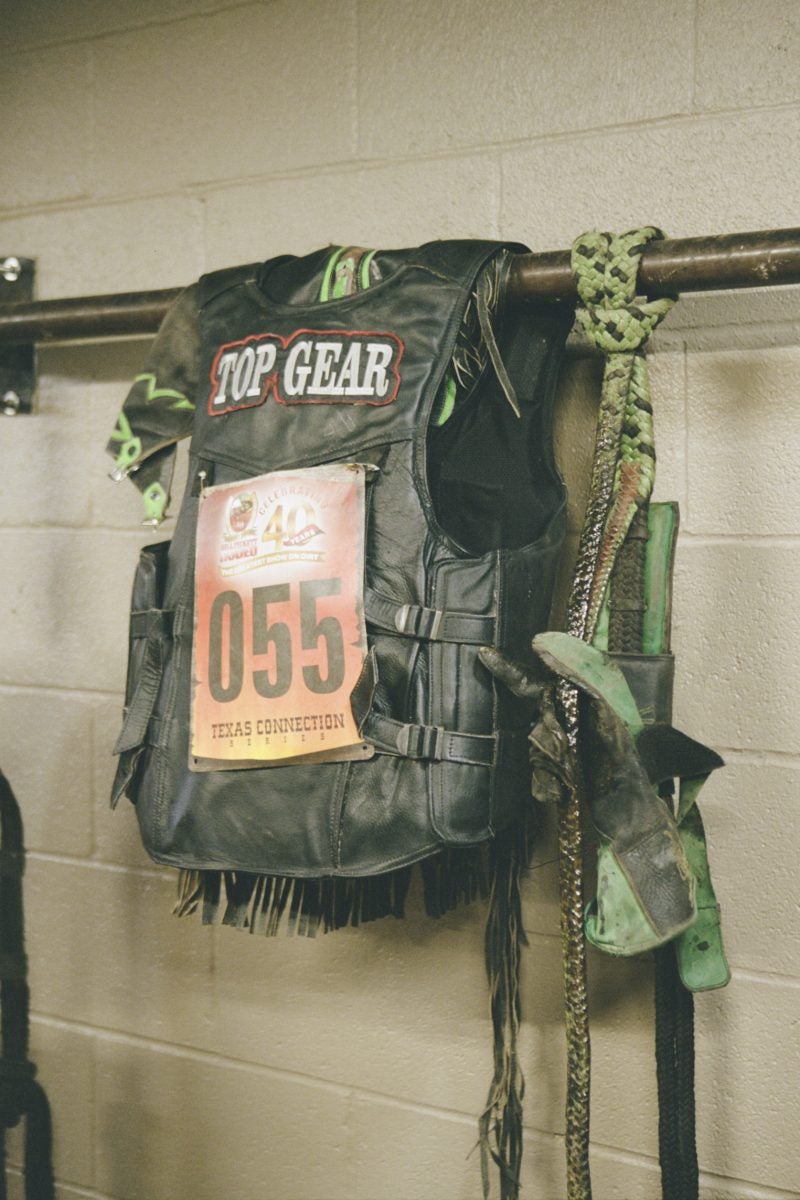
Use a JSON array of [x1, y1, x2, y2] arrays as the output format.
[[674, 973, 699, 1194], [0, 770, 54, 1200], [606, 515, 698, 1198]]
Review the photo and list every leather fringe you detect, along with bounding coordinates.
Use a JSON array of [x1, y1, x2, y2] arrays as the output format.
[[479, 812, 536, 1200], [175, 844, 491, 938]]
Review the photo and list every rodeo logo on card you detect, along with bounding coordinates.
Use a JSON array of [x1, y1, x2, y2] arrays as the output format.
[[218, 479, 327, 577]]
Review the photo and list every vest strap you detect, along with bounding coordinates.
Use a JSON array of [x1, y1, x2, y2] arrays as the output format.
[[129, 609, 174, 640], [365, 587, 495, 645], [113, 626, 170, 755], [364, 712, 499, 766]]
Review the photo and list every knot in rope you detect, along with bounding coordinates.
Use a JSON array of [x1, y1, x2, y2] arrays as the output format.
[[571, 228, 675, 354]]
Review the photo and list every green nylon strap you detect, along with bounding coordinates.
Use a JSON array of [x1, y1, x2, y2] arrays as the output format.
[[642, 502, 678, 655], [675, 779, 730, 992], [319, 246, 376, 301], [318, 247, 345, 302], [360, 249, 376, 291]]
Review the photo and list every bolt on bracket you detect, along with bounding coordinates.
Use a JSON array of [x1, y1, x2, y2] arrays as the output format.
[[0, 257, 36, 415]]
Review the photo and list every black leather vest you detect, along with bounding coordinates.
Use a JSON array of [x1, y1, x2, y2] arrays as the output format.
[[113, 241, 571, 880]]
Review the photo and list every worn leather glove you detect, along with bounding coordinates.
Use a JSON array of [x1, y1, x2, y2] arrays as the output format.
[[481, 633, 726, 970]]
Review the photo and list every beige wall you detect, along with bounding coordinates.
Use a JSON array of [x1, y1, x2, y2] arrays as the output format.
[[1, 2, 799, 1197]]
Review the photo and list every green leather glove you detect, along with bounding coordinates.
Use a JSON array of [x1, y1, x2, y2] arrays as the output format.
[[481, 632, 729, 982]]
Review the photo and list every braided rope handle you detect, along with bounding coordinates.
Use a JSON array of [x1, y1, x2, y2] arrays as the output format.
[[555, 229, 675, 1200], [570, 229, 675, 639]]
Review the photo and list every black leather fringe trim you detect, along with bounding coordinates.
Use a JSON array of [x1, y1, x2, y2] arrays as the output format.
[[174, 844, 492, 938], [479, 813, 536, 1200]]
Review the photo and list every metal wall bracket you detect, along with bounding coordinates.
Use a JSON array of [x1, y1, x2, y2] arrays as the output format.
[[0, 257, 36, 415]]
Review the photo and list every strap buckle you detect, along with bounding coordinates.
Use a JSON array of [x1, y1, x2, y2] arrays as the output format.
[[397, 723, 445, 760], [394, 603, 443, 640]]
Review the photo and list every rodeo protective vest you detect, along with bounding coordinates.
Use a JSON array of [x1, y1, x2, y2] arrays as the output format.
[[109, 240, 572, 927]]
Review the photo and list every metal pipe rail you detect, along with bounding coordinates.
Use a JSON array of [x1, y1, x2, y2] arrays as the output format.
[[0, 226, 799, 346]]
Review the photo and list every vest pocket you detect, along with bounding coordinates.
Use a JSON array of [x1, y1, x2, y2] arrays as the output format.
[[111, 540, 173, 808], [430, 761, 492, 844]]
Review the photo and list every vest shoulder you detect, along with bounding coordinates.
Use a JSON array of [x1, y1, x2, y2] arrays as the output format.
[[194, 241, 530, 310], [409, 239, 530, 282], [196, 262, 261, 309]]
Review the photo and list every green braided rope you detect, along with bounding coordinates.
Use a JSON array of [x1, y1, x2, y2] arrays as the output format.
[[571, 228, 675, 638], [553, 229, 674, 1199]]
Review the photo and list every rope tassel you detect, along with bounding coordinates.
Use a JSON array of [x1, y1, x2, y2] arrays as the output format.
[[479, 812, 538, 1200]]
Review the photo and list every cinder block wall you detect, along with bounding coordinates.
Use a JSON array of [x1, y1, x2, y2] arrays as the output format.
[[1, 3, 799, 1197]]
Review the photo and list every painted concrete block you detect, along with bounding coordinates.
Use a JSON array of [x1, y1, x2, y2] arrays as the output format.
[[358, 0, 693, 157], [24, 858, 213, 1044], [5, 1019, 94, 1190], [672, 542, 800, 754], [5, 0, 248, 48], [345, 1096, 487, 1200], [0, 528, 151, 693], [204, 917, 657, 1168], [686, 345, 800, 535], [344, 1115, 783, 1200], [91, 3, 357, 200], [202, 153, 500, 269], [518, 909, 800, 1190], [0, 687, 93, 857], [699, 761, 800, 977], [649, 351, 688, 508], [695, 975, 800, 1191], [0, 368, 114, 530], [0, 392, 95, 522], [501, 109, 800, 249], [0, 43, 92, 210], [517, 935, 661, 1158], [665, 285, 800, 347], [8, 1181, 116, 1200], [27, 341, 191, 533], [0, 338, 187, 534], [695, 1, 800, 110], [94, 1038, 350, 1200], [200, 906, 493, 1116], [0, 197, 202, 298]]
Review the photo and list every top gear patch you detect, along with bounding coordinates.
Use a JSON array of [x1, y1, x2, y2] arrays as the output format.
[[209, 329, 404, 414]]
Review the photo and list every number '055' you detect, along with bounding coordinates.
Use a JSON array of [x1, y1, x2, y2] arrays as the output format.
[[207, 578, 346, 703]]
